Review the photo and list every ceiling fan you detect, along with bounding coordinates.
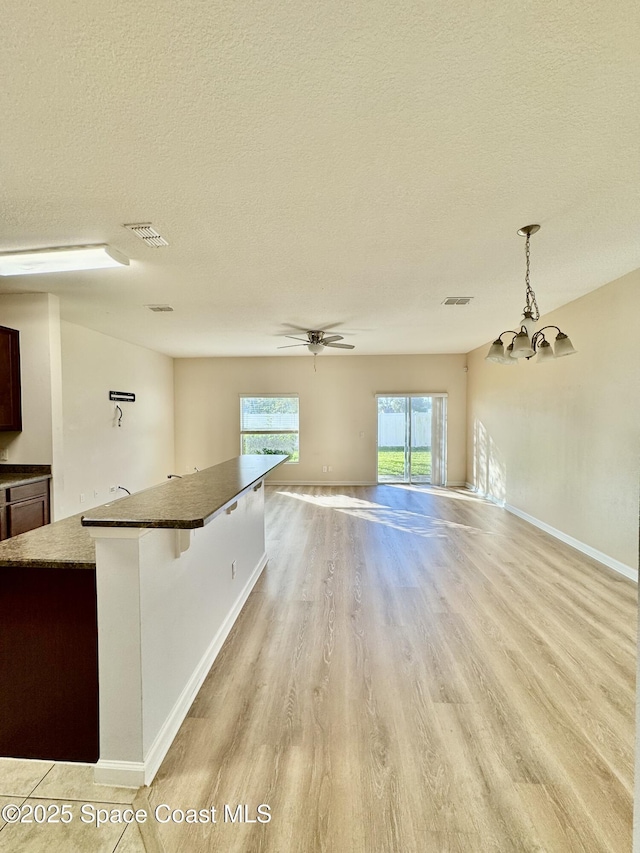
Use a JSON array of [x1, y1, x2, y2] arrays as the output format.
[[277, 329, 355, 354]]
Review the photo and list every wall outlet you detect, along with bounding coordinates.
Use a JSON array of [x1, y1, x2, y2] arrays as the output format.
[[0, 448, 7, 461], [109, 485, 117, 493], [80, 493, 86, 504], [231, 560, 236, 579], [322, 465, 328, 473], [328, 466, 333, 472]]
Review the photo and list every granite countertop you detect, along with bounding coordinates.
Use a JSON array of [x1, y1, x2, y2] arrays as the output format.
[[0, 513, 95, 569], [0, 464, 52, 491], [0, 455, 287, 569], [81, 454, 288, 529]]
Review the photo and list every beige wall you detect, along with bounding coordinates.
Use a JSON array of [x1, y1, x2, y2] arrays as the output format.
[[467, 269, 640, 572], [57, 321, 175, 518], [174, 354, 468, 485]]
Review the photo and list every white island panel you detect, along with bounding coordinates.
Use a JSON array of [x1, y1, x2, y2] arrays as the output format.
[[92, 479, 270, 787]]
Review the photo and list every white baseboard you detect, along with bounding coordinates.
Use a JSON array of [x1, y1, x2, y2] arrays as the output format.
[[461, 484, 635, 583], [466, 483, 505, 506], [504, 503, 637, 583], [95, 551, 269, 788], [269, 480, 376, 486], [269, 480, 467, 488], [94, 760, 145, 788]]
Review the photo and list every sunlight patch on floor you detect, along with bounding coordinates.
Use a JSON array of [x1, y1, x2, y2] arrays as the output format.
[[335, 506, 497, 538], [388, 484, 489, 503], [275, 491, 384, 510], [276, 490, 497, 538]]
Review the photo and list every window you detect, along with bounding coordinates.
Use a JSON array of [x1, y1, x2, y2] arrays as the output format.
[[240, 396, 299, 462]]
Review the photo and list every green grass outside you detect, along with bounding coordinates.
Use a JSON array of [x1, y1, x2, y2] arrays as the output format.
[[378, 446, 431, 480], [250, 449, 299, 462], [242, 435, 299, 462]]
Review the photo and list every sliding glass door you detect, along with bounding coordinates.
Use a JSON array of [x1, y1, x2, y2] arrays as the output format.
[[376, 396, 409, 482], [376, 394, 447, 485], [409, 396, 432, 483]]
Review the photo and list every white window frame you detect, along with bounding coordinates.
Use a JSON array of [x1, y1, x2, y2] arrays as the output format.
[[239, 394, 299, 464]]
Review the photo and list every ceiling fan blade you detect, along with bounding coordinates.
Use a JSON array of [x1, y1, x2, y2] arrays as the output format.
[[284, 335, 309, 342], [283, 321, 344, 331], [281, 323, 313, 332], [324, 342, 355, 349], [277, 343, 307, 349], [321, 335, 343, 343]]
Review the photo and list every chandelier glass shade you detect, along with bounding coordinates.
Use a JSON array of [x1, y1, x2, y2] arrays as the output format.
[[485, 225, 576, 365]]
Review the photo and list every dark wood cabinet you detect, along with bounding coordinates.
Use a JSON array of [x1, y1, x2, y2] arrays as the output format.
[[0, 479, 50, 540], [0, 565, 99, 762], [7, 495, 48, 537], [0, 325, 22, 431]]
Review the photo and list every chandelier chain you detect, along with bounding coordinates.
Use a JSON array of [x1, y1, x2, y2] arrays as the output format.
[[524, 233, 540, 321], [485, 223, 576, 364]]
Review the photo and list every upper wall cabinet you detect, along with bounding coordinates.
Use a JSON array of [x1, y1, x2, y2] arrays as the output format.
[[0, 326, 22, 431]]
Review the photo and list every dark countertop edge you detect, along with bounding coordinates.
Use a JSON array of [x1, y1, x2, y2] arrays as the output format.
[[0, 474, 52, 489], [0, 464, 52, 474], [82, 518, 206, 530], [0, 559, 95, 570], [80, 456, 286, 530], [198, 472, 268, 527]]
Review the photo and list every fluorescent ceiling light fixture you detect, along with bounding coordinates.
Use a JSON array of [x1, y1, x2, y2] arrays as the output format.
[[0, 245, 129, 276]]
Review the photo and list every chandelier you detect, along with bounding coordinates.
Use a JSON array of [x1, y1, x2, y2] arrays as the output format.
[[485, 225, 576, 365]]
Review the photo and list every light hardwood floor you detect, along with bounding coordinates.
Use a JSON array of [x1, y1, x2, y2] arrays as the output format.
[[148, 485, 637, 853]]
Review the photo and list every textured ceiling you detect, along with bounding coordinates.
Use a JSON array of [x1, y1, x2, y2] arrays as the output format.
[[1, 0, 639, 357]]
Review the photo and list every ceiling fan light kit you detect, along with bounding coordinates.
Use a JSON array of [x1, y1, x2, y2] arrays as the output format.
[[485, 225, 576, 366]]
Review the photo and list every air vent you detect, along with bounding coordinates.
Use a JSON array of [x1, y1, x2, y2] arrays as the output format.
[[443, 297, 473, 305], [145, 304, 173, 312], [123, 223, 169, 247]]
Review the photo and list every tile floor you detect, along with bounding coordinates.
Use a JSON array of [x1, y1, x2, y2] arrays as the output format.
[[0, 759, 148, 852]]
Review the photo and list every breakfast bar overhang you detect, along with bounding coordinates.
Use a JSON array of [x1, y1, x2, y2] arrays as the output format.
[[80, 454, 287, 787]]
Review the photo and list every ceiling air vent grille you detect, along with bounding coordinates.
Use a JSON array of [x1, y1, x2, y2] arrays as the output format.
[[123, 223, 169, 247], [145, 304, 173, 312], [443, 297, 473, 305]]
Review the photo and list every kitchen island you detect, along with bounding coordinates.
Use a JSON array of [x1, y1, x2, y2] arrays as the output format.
[[0, 455, 287, 785]]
